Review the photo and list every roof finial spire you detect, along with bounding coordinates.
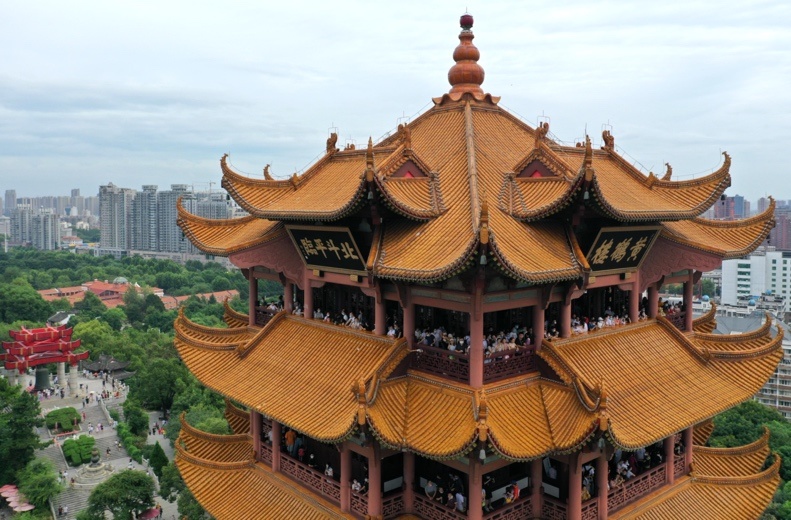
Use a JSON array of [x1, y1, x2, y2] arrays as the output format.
[[448, 13, 485, 97]]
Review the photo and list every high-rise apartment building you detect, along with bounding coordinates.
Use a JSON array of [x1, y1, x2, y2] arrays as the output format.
[[10, 205, 32, 244], [4, 190, 16, 216], [99, 183, 136, 256], [31, 210, 61, 250], [157, 184, 192, 253], [131, 185, 159, 252]]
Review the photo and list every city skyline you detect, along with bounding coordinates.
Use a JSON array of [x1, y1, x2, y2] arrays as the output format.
[[1, 1, 790, 200]]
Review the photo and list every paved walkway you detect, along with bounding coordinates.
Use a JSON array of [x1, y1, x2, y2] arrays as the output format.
[[31, 372, 180, 519]]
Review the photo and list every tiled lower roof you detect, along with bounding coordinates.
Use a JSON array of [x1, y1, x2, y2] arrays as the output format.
[[365, 372, 596, 461], [612, 456, 780, 520], [539, 317, 783, 449], [176, 424, 355, 520], [692, 428, 770, 477], [175, 311, 409, 442], [224, 399, 250, 435], [693, 419, 715, 447]]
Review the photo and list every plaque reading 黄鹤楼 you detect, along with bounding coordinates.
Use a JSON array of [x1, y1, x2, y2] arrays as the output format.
[[585, 226, 661, 275]]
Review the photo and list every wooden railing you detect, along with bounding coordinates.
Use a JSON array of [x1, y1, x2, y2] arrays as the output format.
[[581, 497, 599, 520], [674, 454, 686, 478], [382, 492, 405, 519], [541, 497, 567, 520], [260, 442, 272, 465], [483, 347, 536, 383], [414, 345, 469, 383], [280, 454, 341, 504], [413, 494, 467, 520], [665, 311, 686, 331], [608, 464, 666, 513], [351, 491, 369, 517], [483, 497, 532, 520], [414, 344, 537, 384], [254, 308, 277, 327]]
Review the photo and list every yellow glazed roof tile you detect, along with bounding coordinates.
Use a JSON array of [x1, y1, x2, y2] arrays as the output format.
[[554, 146, 732, 222], [611, 456, 780, 520], [221, 151, 369, 221], [177, 200, 284, 257], [692, 428, 771, 477], [693, 419, 715, 447], [661, 198, 776, 259], [222, 300, 249, 329], [176, 425, 354, 520], [224, 399, 250, 435], [692, 304, 717, 334], [175, 310, 408, 442], [539, 318, 783, 449]]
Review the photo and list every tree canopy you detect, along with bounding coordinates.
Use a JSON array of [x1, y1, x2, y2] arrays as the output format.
[[0, 377, 49, 484], [81, 470, 155, 520]]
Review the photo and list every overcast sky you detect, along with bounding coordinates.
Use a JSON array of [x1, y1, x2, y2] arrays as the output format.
[[1, 1, 789, 203]]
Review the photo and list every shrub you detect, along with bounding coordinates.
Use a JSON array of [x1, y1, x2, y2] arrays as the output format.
[[45, 407, 81, 432], [108, 408, 120, 422], [62, 435, 95, 466]]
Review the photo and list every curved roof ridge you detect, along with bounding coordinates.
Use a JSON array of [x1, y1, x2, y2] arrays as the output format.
[[176, 308, 254, 339], [221, 154, 296, 188], [655, 317, 711, 363], [177, 198, 285, 257], [224, 399, 250, 435], [693, 312, 772, 343], [707, 327, 783, 360], [177, 197, 257, 227], [223, 300, 249, 328], [652, 152, 731, 189], [692, 454, 781, 486], [464, 100, 482, 234], [696, 195, 775, 227], [693, 427, 769, 457], [236, 311, 288, 358], [692, 303, 717, 333], [180, 412, 252, 445], [175, 443, 255, 470]]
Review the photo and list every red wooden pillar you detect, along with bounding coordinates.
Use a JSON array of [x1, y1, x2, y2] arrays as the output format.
[[374, 293, 386, 336], [403, 302, 415, 349], [684, 271, 694, 331], [367, 442, 382, 517], [560, 301, 571, 338], [248, 274, 257, 326], [684, 426, 694, 473], [647, 285, 659, 319], [596, 452, 608, 520], [340, 444, 351, 512], [284, 283, 293, 313], [403, 452, 415, 513], [568, 454, 582, 520], [664, 435, 675, 485], [468, 457, 483, 520], [469, 310, 484, 388], [303, 279, 313, 320], [629, 273, 640, 323], [532, 306, 545, 351], [250, 410, 262, 461], [530, 458, 543, 518], [271, 421, 282, 472]]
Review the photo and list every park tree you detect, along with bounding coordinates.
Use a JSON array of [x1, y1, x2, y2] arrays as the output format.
[[122, 401, 150, 438], [16, 458, 63, 508], [709, 400, 784, 447], [129, 357, 188, 413], [0, 279, 52, 323], [0, 378, 49, 484], [102, 307, 128, 331], [73, 291, 107, 320], [148, 441, 169, 478], [82, 470, 155, 520]]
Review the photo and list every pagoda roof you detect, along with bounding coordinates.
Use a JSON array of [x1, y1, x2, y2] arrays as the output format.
[[691, 427, 770, 478], [174, 310, 409, 443], [692, 304, 717, 334], [693, 419, 715, 447], [221, 151, 371, 222], [611, 455, 780, 520], [177, 199, 285, 257], [222, 300, 249, 329], [563, 146, 732, 222], [176, 422, 355, 520], [539, 316, 783, 450], [660, 198, 776, 259], [366, 371, 596, 461], [83, 354, 132, 373], [224, 399, 250, 435]]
